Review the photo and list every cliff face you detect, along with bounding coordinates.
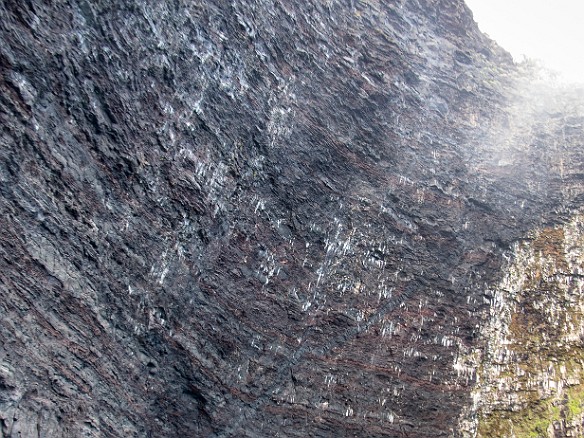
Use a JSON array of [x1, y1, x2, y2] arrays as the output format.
[[458, 82, 584, 437], [1, 0, 583, 437], [468, 217, 584, 437]]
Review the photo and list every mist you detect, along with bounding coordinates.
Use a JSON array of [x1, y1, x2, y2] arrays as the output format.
[[465, 0, 584, 84]]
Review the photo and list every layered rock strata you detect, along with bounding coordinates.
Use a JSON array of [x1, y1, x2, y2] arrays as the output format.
[[0, 0, 583, 437]]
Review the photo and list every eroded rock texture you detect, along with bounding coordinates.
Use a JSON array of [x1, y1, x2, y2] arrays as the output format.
[[467, 217, 584, 437], [0, 0, 583, 437]]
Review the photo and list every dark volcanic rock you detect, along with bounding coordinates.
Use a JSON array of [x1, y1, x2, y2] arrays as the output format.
[[0, 0, 583, 437]]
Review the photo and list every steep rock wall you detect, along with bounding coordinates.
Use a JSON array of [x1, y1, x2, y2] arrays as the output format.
[[0, 0, 583, 437], [464, 216, 584, 437], [459, 80, 584, 438]]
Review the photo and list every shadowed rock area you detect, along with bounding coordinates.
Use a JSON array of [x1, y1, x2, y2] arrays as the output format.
[[1, 0, 584, 437]]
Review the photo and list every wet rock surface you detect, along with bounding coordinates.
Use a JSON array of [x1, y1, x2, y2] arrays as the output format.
[[466, 216, 584, 437], [0, 0, 583, 437]]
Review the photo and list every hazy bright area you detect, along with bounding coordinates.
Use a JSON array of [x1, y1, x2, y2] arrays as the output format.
[[465, 0, 584, 84]]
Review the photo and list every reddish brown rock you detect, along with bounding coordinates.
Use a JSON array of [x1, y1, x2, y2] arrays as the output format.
[[0, 0, 583, 437]]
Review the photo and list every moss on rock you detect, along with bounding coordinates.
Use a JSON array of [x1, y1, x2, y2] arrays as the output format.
[[472, 218, 584, 437]]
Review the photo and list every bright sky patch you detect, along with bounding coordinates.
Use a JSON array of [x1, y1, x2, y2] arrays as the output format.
[[465, 0, 584, 83]]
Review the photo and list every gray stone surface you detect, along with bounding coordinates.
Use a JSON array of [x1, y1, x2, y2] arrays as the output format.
[[0, 0, 583, 437]]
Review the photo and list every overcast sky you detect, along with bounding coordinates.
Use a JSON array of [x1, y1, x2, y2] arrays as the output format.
[[465, 0, 584, 83]]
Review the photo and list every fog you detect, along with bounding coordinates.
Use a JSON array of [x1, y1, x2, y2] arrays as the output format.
[[465, 0, 584, 84]]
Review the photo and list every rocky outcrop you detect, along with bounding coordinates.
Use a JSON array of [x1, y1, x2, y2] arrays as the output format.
[[0, 0, 583, 437], [458, 81, 584, 438], [460, 216, 584, 437]]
